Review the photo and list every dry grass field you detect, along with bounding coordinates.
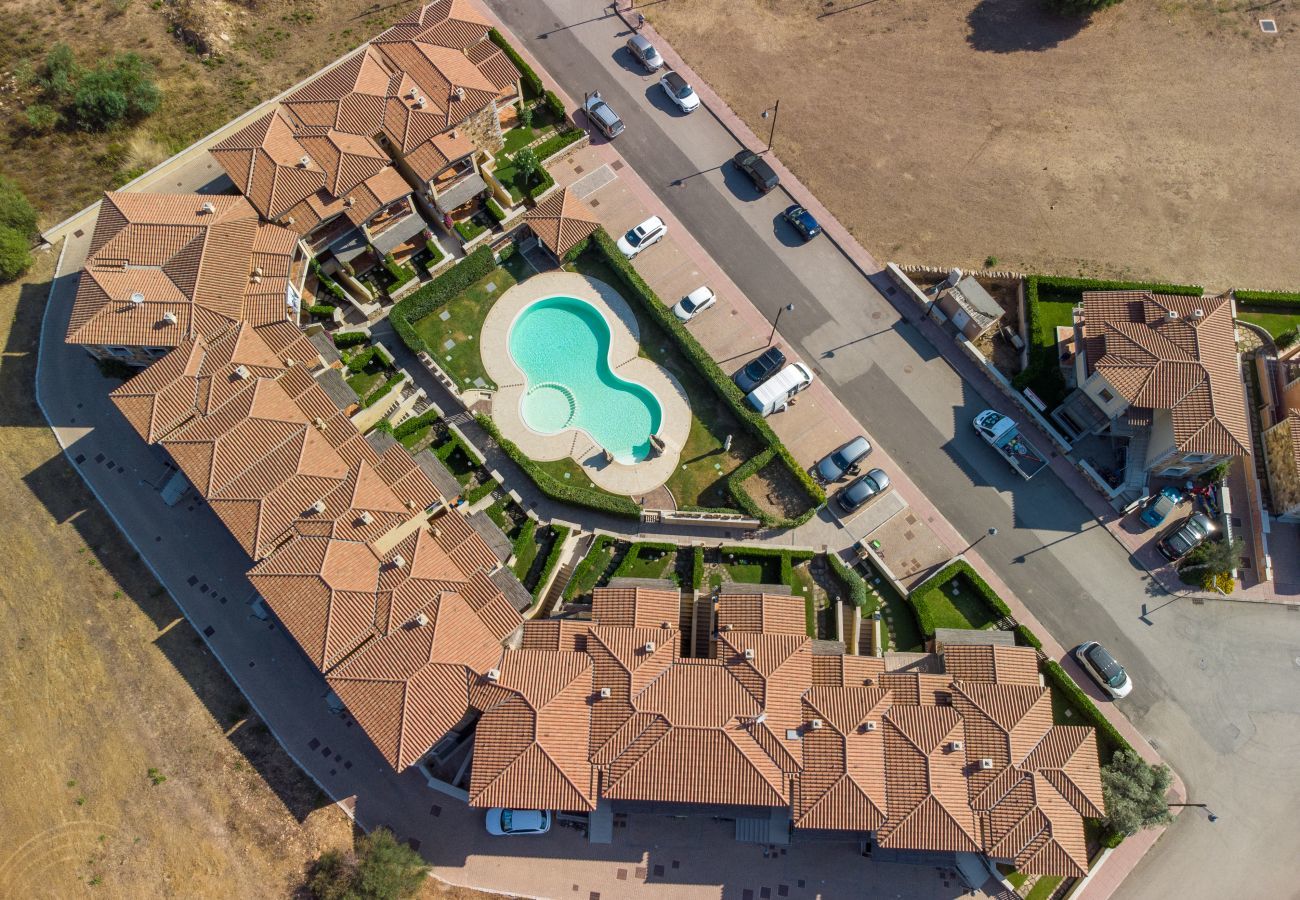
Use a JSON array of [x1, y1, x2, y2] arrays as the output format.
[[647, 0, 1300, 289]]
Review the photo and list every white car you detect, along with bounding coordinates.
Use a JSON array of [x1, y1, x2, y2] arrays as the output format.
[[659, 71, 700, 113], [485, 808, 552, 836], [1074, 642, 1134, 699], [616, 216, 667, 259], [672, 286, 716, 321]]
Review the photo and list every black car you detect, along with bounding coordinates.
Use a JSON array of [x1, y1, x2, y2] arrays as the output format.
[[1155, 512, 1214, 561], [782, 204, 821, 241], [734, 346, 786, 393], [733, 150, 779, 194]]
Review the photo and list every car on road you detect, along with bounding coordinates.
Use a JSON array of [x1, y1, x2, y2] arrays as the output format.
[[625, 34, 663, 72], [782, 204, 821, 241], [658, 71, 700, 113], [732, 149, 779, 194], [1074, 641, 1133, 699], [583, 91, 625, 139], [672, 285, 716, 322], [616, 216, 667, 258], [1156, 512, 1215, 561], [835, 468, 891, 515], [814, 436, 872, 484], [485, 808, 552, 836], [1139, 486, 1183, 530], [734, 346, 785, 393]]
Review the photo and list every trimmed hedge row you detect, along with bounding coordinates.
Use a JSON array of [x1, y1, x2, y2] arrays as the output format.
[[382, 252, 416, 288], [486, 196, 507, 223], [476, 414, 642, 518], [463, 477, 497, 505], [389, 246, 496, 354], [333, 331, 369, 349], [542, 89, 566, 123], [535, 126, 584, 162], [455, 219, 487, 242], [361, 373, 404, 409], [693, 546, 705, 591], [511, 518, 537, 562], [425, 239, 445, 266], [392, 409, 439, 440], [827, 552, 869, 609], [531, 524, 570, 601], [307, 303, 336, 317], [1235, 288, 1300, 308], [588, 229, 825, 525], [489, 28, 543, 99]]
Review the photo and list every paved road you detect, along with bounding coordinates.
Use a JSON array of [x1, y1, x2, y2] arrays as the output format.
[[485, 2, 1300, 897]]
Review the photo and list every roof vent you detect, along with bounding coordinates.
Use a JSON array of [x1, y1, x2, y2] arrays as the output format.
[[979, 757, 995, 770], [406, 87, 418, 100], [284, 358, 296, 367], [392, 554, 406, 569], [950, 740, 964, 752], [453, 86, 464, 101], [284, 216, 295, 225], [313, 417, 326, 430], [660, 621, 671, 629], [810, 719, 824, 730], [598, 687, 611, 699], [199, 201, 216, 214], [1193, 308, 1204, 318], [162, 311, 178, 325], [358, 511, 374, 525], [643, 641, 656, 653], [414, 96, 426, 110], [405, 499, 417, 510], [130, 292, 145, 305], [234, 364, 251, 380], [720, 623, 732, 632], [486, 668, 500, 682], [743, 648, 756, 661], [298, 155, 311, 168], [413, 612, 429, 627], [250, 272, 261, 284], [432, 527, 442, 538], [344, 196, 355, 208], [753, 712, 767, 725], [862, 678, 874, 686], [862, 721, 877, 732], [253, 266, 263, 277], [1166, 309, 1179, 320], [450, 130, 458, 139], [309, 500, 327, 514]]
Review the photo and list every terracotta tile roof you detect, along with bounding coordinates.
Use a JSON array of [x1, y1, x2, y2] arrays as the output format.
[[519, 619, 590, 653], [943, 644, 1041, 686], [950, 682, 1053, 791], [402, 129, 476, 181], [1082, 291, 1249, 457], [524, 187, 600, 258], [1020, 726, 1105, 819], [982, 771, 1091, 876], [68, 193, 299, 349], [794, 686, 891, 831], [591, 585, 680, 629], [717, 591, 806, 635], [878, 706, 980, 852], [387, 0, 493, 51]]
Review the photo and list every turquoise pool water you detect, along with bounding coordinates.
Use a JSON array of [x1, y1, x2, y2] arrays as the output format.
[[509, 296, 662, 463]]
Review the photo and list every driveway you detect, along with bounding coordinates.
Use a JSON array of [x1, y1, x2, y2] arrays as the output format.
[[483, 2, 1300, 897]]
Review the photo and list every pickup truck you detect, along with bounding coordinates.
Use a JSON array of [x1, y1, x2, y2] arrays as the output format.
[[973, 409, 1046, 480]]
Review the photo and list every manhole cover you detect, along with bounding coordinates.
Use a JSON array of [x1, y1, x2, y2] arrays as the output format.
[[612, 160, 625, 170], [1260, 18, 1277, 32]]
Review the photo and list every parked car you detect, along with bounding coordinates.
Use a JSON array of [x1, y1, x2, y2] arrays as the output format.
[[782, 204, 821, 241], [732, 149, 779, 194], [734, 346, 786, 393], [583, 91, 625, 139], [1074, 642, 1133, 699], [835, 468, 891, 515], [672, 285, 716, 321], [485, 808, 552, 836], [1156, 512, 1215, 561], [658, 71, 700, 113], [1139, 487, 1183, 530], [745, 362, 813, 416], [625, 34, 663, 72], [616, 216, 667, 258], [814, 436, 873, 484]]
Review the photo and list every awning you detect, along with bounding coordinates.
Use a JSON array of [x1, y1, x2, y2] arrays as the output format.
[[327, 227, 370, 264], [433, 172, 488, 213], [369, 212, 429, 256]]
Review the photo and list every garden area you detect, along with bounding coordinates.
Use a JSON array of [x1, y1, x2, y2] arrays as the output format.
[[334, 336, 404, 410], [384, 410, 496, 504], [1234, 289, 1300, 348], [482, 496, 569, 602], [408, 263, 516, 391]]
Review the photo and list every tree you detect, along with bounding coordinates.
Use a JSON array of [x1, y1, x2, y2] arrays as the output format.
[[1102, 748, 1172, 835], [71, 54, 161, 131], [0, 176, 39, 239], [39, 43, 82, 103], [1178, 535, 1243, 578], [0, 227, 33, 283], [513, 147, 539, 186], [306, 828, 428, 900]]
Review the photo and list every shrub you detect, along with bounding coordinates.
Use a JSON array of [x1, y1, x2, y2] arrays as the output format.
[[0, 227, 33, 283], [543, 89, 567, 123], [1235, 288, 1300, 308], [24, 103, 60, 134], [517, 102, 534, 129], [488, 28, 544, 99], [332, 331, 369, 349], [389, 246, 496, 353], [392, 409, 439, 440], [476, 414, 641, 518], [307, 827, 428, 900], [513, 147, 539, 187], [70, 53, 161, 131], [424, 239, 445, 266], [0, 176, 39, 239], [692, 546, 704, 591], [511, 518, 536, 560], [306, 303, 336, 318], [534, 127, 585, 163], [454, 219, 487, 242], [532, 525, 571, 600], [1102, 749, 1172, 835], [485, 196, 507, 223], [464, 478, 497, 504], [827, 552, 868, 609], [39, 43, 81, 103], [1041, 660, 1131, 759], [527, 165, 556, 201], [562, 236, 591, 263], [1276, 327, 1300, 349], [1200, 570, 1234, 595], [382, 252, 415, 287]]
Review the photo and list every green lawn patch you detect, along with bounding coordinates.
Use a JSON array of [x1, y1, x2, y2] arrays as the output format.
[[345, 368, 386, 400], [510, 519, 539, 576], [501, 125, 535, 155], [1024, 875, 1063, 900], [564, 535, 618, 601], [613, 544, 677, 582], [876, 572, 922, 652], [910, 571, 1000, 633], [435, 439, 479, 486], [1005, 870, 1028, 890], [411, 266, 516, 391], [1238, 305, 1300, 341], [398, 424, 432, 450], [718, 550, 782, 586]]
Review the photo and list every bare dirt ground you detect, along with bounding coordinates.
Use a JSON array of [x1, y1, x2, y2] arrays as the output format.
[[0, 0, 425, 229], [647, 0, 1300, 290]]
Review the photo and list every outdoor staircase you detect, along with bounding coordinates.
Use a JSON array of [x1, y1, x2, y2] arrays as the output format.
[[536, 533, 593, 617], [691, 591, 715, 658]]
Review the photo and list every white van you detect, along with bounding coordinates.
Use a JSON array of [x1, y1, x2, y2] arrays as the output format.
[[745, 362, 814, 416]]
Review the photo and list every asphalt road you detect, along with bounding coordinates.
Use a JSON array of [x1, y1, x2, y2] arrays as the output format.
[[487, 2, 1300, 896]]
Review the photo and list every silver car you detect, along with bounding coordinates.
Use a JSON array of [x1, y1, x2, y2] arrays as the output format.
[[835, 468, 891, 514], [583, 91, 624, 139], [625, 34, 663, 72], [814, 436, 872, 483]]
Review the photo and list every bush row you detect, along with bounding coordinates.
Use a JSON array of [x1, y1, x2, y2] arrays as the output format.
[[361, 373, 404, 409], [692, 546, 705, 591], [827, 552, 869, 609], [532, 525, 571, 600], [535, 127, 585, 163], [333, 331, 369, 349], [485, 197, 507, 223], [463, 478, 498, 505], [511, 518, 537, 562], [455, 219, 487, 242], [475, 415, 642, 518], [425, 239, 445, 266], [489, 29, 543, 99], [1235, 288, 1300, 308], [389, 246, 496, 354], [588, 229, 825, 523], [542, 90, 567, 124], [392, 409, 439, 440]]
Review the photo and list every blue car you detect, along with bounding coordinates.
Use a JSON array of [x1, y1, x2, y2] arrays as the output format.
[[782, 204, 821, 241], [1139, 487, 1183, 530]]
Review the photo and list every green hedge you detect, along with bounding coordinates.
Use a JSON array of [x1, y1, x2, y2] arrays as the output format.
[[693, 546, 704, 591], [333, 331, 369, 349], [476, 414, 641, 518], [1235, 288, 1300, 308], [307, 303, 335, 317], [489, 28, 543, 99], [361, 373, 404, 409], [486, 196, 507, 223], [543, 90, 567, 123], [382, 252, 416, 288], [534, 127, 585, 162], [827, 552, 868, 609], [425, 239, 445, 266], [532, 525, 571, 600], [512, 518, 537, 561], [588, 229, 824, 525], [527, 165, 555, 201], [561, 236, 591, 263], [345, 345, 380, 373], [464, 477, 497, 505], [393, 409, 439, 440], [389, 246, 496, 354], [455, 219, 487, 242], [1042, 660, 1130, 758], [565, 534, 615, 600]]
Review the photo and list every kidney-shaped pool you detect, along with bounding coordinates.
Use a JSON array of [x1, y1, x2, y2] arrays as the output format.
[[508, 296, 663, 463]]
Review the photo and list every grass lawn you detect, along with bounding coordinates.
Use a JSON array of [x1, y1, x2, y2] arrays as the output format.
[[618, 546, 677, 581], [719, 551, 782, 586], [1020, 290, 1077, 408], [345, 368, 386, 400], [532, 457, 632, 504], [565, 535, 618, 600], [1005, 870, 1029, 890], [1024, 875, 1064, 900], [913, 573, 1000, 632], [873, 569, 923, 652], [411, 267, 517, 390], [435, 439, 479, 486], [1237, 305, 1300, 341], [501, 125, 536, 155], [501, 250, 535, 284], [568, 255, 758, 509], [398, 424, 432, 451]]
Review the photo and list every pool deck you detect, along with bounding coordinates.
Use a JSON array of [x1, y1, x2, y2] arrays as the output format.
[[479, 271, 690, 497]]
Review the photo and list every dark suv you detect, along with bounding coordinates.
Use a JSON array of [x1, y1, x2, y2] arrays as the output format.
[[733, 150, 779, 194], [734, 346, 785, 393]]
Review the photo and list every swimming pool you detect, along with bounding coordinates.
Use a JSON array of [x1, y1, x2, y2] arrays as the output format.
[[509, 296, 662, 463]]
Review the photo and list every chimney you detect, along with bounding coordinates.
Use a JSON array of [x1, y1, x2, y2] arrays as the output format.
[[344, 196, 354, 208], [309, 500, 326, 514], [358, 511, 374, 525], [312, 417, 326, 430], [414, 96, 425, 109], [979, 758, 995, 770], [162, 311, 178, 325], [643, 641, 656, 653], [432, 527, 442, 538], [1193, 308, 1204, 318], [130, 292, 145, 305], [950, 740, 964, 752], [1166, 309, 1178, 320], [753, 712, 767, 725], [810, 719, 823, 730], [862, 721, 877, 732], [250, 273, 261, 284], [413, 612, 429, 627], [486, 668, 500, 682], [284, 216, 295, 225], [406, 87, 418, 100], [453, 86, 464, 101], [284, 358, 296, 367], [743, 648, 756, 661], [199, 201, 216, 214], [392, 554, 406, 569], [598, 687, 611, 699], [234, 364, 251, 380], [405, 499, 417, 510], [298, 155, 311, 168]]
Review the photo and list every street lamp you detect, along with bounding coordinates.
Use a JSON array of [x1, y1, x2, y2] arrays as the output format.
[[761, 100, 780, 153], [1168, 803, 1219, 822], [966, 527, 998, 554], [769, 303, 793, 345]]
